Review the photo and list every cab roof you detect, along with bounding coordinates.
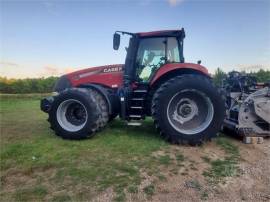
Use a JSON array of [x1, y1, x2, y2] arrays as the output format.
[[136, 29, 185, 38]]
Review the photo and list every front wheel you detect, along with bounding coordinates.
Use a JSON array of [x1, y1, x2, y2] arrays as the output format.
[[152, 74, 225, 145], [48, 88, 101, 139]]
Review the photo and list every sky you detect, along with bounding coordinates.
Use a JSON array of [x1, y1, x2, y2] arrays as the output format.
[[0, 0, 270, 78]]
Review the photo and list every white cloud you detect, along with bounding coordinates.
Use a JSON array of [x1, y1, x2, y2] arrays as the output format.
[[168, 0, 185, 7], [39, 65, 77, 77], [237, 64, 270, 72], [0, 60, 78, 78], [0, 61, 19, 67], [41, 0, 58, 15]]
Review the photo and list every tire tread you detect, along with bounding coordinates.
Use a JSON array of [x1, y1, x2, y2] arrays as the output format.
[[151, 74, 225, 145]]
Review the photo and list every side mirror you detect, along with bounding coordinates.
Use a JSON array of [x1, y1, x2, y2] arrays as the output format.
[[113, 33, 120, 50]]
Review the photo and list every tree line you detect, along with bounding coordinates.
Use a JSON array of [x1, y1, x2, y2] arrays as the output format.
[[0, 76, 59, 94], [0, 68, 269, 94]]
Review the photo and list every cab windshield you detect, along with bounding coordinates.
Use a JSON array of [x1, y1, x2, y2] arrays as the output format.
[[136, 37, 180, 81]]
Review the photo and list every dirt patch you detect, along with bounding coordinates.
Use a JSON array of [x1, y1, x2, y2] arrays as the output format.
[[0, 167, 99, 201], [140, 138, 270, 202], [215, 139, 270, 202], [91, 187, 115, 202], [1, 167, 56, 193]]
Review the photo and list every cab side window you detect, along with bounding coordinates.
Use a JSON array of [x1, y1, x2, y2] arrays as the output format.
[[136, 37, 180, 82], [167, 37, 180, 63], [136, 38, 166, 81]]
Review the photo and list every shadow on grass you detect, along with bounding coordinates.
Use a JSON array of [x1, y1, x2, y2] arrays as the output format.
[[221, 127, 243, 141], [107, 118, 160, 138]]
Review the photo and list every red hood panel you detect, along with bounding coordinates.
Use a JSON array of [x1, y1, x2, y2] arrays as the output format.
[[64, 62, 209, 89], [66, 64, 124, 88]]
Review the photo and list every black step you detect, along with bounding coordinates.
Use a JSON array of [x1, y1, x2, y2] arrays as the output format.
[[130, 106, 143, 109], [133, 89, 147, 93], [129, 115, 142, 118], [127, 121, 142, 126], [132, 98, 144, 101]]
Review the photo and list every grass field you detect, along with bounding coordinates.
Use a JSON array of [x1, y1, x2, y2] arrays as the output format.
[[0, 95, 241, 201]]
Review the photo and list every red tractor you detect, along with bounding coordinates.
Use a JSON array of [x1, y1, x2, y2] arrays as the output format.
[[41, 28, 225, 145]]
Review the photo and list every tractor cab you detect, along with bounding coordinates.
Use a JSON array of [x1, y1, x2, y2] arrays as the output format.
[[113, 29, 186, 121], [113, 29, 185, 86]]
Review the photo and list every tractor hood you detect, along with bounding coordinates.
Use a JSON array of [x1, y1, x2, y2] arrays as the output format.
[[53, 62, 210, 92], [54, 64, 124, 92]]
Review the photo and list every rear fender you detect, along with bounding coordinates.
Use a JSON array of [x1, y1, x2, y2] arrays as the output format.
[[150, 63, 210, 87]]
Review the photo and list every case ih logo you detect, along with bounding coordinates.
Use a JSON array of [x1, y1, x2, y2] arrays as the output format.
[[103, 66, 122, 73]]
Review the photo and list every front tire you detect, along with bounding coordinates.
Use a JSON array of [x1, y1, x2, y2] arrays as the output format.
[[48, 88, 101, 139], [89, 88, 109, 128], [152, 74, 225, 145]]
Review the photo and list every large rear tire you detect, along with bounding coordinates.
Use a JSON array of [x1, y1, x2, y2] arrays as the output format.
[[152, 74, 225, 145], [48, 88, 101, 139]]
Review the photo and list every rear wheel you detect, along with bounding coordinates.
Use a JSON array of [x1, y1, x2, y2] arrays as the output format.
[[48, 88, 101, 139], [152, 74, 225, 145]]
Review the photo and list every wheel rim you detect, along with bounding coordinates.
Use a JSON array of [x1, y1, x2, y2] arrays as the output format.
[[56, 99, 88, 132], [166, 89, 214, 135]]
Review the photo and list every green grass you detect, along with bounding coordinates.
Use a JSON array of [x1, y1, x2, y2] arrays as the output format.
[[176, 154, 185, 162], [200, 190, 209, 200], [0, 98, 168, 201], [14, 185, 48, 201], [143, 184, 155, 196], [157, 154, 172, 165], [203, 136, 240, 183], [113, 189, 126, 202], [127, 184, 138, 193], [0, 97, 241, 201], [52, 194, 72, 202]]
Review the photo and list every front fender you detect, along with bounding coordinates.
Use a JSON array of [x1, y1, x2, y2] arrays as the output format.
[[79, 84, 120, 116]]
